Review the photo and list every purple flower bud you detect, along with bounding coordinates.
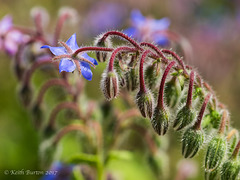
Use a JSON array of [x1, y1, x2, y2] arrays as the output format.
[[101, 70, 119, 100]]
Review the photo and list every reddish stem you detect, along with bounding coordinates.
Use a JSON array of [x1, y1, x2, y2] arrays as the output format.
[[101, 31, 142, 50], [108, 47, 137, 72], [140, 42, 168, 63], [48, 102, 82, 129], [23, 58, 57, 86], [218, 110, 227, 134], [186, 71, 195, 108], [34, 12, 43, 35], [231, 140, 240, 159], [161, 49, 187, 75], [157, 61, 176, 109], [73, 47, 113, 57], [139, 50, 152, 93], [36, 79, 72, 105], [193, 93, 211, 130], [53, 14, 69, 46]]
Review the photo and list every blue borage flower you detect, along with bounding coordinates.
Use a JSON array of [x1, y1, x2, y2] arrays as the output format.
[[41, 162, 73, 180], [41, 33, 98, 81], [124, 10, 170, 46]]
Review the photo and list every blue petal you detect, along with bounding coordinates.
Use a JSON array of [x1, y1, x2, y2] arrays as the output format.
[[151, 17, 170, 31], [81, 53, 98, 65], [131, 9, 145, 26], [124, 27, 138, 37], [65, 33, 79, 51], [59, 59, 76, 73], [41, 45, 66, 56], [154, 35, 169, 46], [80, 62, 93, 81]]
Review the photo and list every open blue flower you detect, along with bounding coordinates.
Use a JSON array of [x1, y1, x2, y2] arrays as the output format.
[[41, 33, 98, 81], [124, 10, 170, 46]]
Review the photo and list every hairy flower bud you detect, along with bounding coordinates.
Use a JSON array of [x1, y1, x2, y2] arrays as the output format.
[[135, 90, 154, 118], [144, 64, 160, 90], [221, 160, 240, 180], [125, 68, 139, 91], [18, 84, 33, 107], [165, 76, 182, 108], [173, 106, 196, 131], [101, 70, 119, 100], [205, 135, 227, 176], [151, 107, 169, 135], [31, 103, 43, 129], [94, 36, 112, 62], [182, 128, 204, 158]]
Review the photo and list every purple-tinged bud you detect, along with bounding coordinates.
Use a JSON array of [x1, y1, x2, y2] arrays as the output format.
[[30, 6, 49, 29], [18, 83, 33, 107], [101, 70, 119, 100], [182, 128, 204, 158], [173, 106, 196, 131], [58, 7, 78, 25], [151, 107, 169, 136], [94, 35, 112, 62], [135, 90, 154, 118]]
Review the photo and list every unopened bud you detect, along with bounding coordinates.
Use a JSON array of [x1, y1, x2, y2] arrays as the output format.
[[94, 35, 112, 62], [221, 159, 240, 180], [30, 6, 49, 28], [101, 70, 119, 100], [165, 76, 182, 108], [135, 90, 154, 118], [182, 128, 204, 158], [151, 107, 169, 135], [125, 68, 139, 91], [58, 7, 78, 25], [144, 64, 160, 90], [173, 106, 196, 131], [18, 84, 32, 107], [205, 135, 227, 174]]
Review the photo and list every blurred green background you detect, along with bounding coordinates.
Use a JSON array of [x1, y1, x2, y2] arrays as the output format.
[[0, 0, 240, 179]]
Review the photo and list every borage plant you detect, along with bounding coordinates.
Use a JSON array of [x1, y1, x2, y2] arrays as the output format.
[[0, 6, 239, 180]]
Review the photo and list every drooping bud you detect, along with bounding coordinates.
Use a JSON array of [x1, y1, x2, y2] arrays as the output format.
[[227, 129, 239, 156], [173, 106, 196, 131], [151, 107, 169, 136], [205, 135, 227, 176], [165, 76, 182, 108], [221, 159, 240, 180], [100, 70, 119, 100], [182, 128, 204, 158], [18, 83, 33, 107], [30, 6, 49, 29], [94, 35, 112, 62], [31, 103, 43, 129], [144, 63, 161, 90], [135, 90, 154, 118], [58, 7, 78, 25]]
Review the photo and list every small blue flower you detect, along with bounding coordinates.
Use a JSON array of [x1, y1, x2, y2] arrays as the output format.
[[41, 33, 98, 81], [41, 162, 73, 180], [124, 10, 170, 46]]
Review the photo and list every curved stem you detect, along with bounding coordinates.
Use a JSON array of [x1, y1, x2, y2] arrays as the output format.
[[186, 71, 195, 108], [23, 58, 57, 86], [48, 102, 82, 129], [108, 47, 137, 72], [73, 47, 113, 57], [53, 124, 90, 145], [161, 49, 187, 75], [193, 93, 211, 130], [139, 50, 152, 93], [101, 31, 142, 50], [36, 79, 72, 105], [157, 61, 176, 109], [140, 42, 168, 63]]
